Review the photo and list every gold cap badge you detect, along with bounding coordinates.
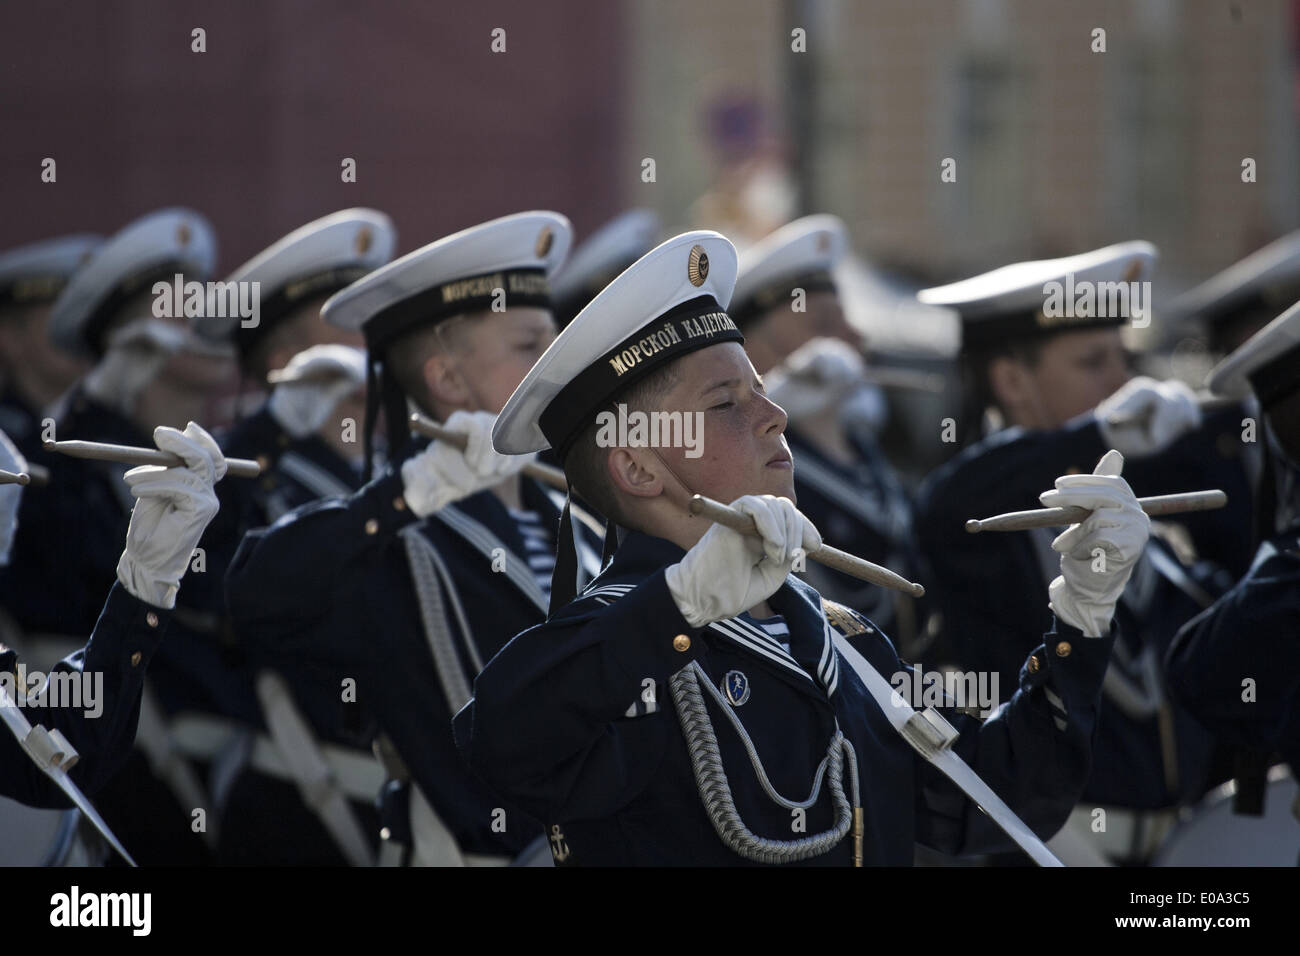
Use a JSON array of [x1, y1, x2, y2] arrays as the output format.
[[355, 227, 373, 255], [688, 244, 709, 287], [536, 227, 554, 258]]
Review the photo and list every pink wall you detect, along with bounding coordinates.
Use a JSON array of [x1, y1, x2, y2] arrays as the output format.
[[0, 0, 626, 266]]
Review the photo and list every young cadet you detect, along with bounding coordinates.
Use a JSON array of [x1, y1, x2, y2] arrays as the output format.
[[551, 209, 661, 329], [0, 422, 225, 808], [158, 210, 395, 866], [0, 208, 238, 863], [1168, 230, 1300, 358], [0, 209, 234, 641], [913, 244, 1234, 862], [1167, 300, 1300, 780], [0, 234, 100, 457], [227, 212, 603, 865], [730, 215, 919, 643], [453, 231, 1149, 866]]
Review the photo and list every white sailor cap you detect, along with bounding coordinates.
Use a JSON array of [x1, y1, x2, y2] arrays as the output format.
[[494, 231, 740, 458], [551, 209, 662, 327], [0, 235, 103, 309], [1169, 230, 1300, 334], [321, 210, 571, 478], [730, 214, 848, 326], [322, 210, 571, 350], [201, 208, 396, 360], [1207, 299, 1300, 406], [917, 241, 1157, 351], [50, 208, 217, 358]]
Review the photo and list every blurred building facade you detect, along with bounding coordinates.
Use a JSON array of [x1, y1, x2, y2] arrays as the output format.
[[626, 0, 1300, 296]]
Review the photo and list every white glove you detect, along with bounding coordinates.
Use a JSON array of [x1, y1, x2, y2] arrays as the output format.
[[1096, 376, 1202, 458], [0, 429, 26, 566], [83, 318, 187, 413], [400, 409, 534, 518], [267, 345, 367, 439], [665, 495, 822, 628], [763, 337, 868, 426], [839, 382, 889, 436], [1039, 449, 1150, 638], [116, 422, 225, 609]]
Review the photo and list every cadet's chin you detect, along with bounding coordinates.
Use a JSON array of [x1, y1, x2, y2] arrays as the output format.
[[759, 464, 797, 503]]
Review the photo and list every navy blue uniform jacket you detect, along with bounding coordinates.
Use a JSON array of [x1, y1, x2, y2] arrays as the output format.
[[453, 530, 1116, 865], [1, 583, 170, 806]]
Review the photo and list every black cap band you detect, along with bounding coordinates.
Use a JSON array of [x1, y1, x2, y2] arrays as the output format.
[[1248, 342, 1300, 409], [539, 295, 744, 459], [0, 275, 69, 309], [83, 260, 194, 357], [961, 309, 1126, 352], [362, 268, 551, 354], [238, 266, 370, 361], [730, 270, 838, 327]]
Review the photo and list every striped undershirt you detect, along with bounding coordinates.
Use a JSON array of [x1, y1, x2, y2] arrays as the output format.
[[507, 507, 556, 604], [742, 613, 791, 653]]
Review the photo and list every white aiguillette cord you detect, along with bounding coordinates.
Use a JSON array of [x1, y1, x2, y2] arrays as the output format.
[[830, 634, 1064, 867], [0, 683, 137, 866], [649, 450, 1054, 862]]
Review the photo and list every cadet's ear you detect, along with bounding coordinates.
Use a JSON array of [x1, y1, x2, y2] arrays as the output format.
[[423, 351, 471, 410], [607, 447, 662, 500], [987, 355, 1032, 416]]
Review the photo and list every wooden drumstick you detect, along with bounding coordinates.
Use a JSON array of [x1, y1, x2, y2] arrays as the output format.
[[965, 490, 1228, 533], [863, 367, 946, 394], [688, 493, 925, 597], [408, 413, 569, 492], [42, 440, 262, 478], [0, 469, 29, 486]]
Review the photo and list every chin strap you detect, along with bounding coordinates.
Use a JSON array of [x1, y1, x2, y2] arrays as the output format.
[[549, 487, 580, 618]]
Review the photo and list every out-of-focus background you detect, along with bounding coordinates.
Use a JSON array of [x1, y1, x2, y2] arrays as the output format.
[[2, 0, 1297, 466]]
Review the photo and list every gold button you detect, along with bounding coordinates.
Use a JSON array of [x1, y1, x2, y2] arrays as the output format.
[[256, 454, 271, 470], [1065, 467, 1081, 475], [364, 518, 379, 535], [1056, 641, 1072, 658], [262, 477, 276, 491], [393, 497, 406, 512], [145, 612, 159, 628], [672, 634, 691, 653], [130, 651, 143, 667], [1027, 655, 1040, 674]]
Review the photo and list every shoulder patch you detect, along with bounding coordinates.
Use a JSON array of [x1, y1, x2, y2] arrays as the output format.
[[822, 599, 869, 636]]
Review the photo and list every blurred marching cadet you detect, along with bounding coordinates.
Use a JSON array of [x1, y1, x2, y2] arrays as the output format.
[[151, 210, 395, 866], [0, 234, 101, 458], [550, 209, 661, 329], [1168, 230, 1300, 358], [0, 208, 238, 865], [730, 215, 921, 646], [0, 421, 223, 826], [914, 243, 1240, 863], [1167, 300, 1300, 795], [454, 230, 1150, 866], [0, 208, 234, 640], [227, 211, 604, 866]]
